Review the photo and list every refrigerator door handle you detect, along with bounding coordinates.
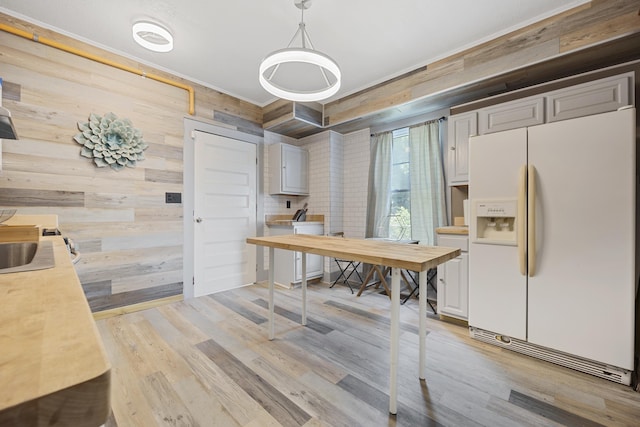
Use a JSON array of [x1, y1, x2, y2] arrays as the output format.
[[518, 165, 527, 276], [528, 164, 536, 277]]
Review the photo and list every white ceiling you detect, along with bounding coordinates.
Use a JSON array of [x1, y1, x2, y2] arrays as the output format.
[[1, 0, 589, 107]]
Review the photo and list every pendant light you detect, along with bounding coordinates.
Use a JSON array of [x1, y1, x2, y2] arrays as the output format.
[[259, 0, 341, 102]]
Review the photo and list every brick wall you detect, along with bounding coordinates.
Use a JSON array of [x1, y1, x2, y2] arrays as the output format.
[[342, 129, 370, 239], [262, 128, 370, 280]]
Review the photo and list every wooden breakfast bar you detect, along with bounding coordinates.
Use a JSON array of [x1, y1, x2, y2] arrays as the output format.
[[246, 234, 460, 414]]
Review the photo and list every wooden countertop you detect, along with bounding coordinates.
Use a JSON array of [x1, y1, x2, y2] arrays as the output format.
[[265, 220, 324, 227], [265, 214, 324, 227], [436, 226, 469, 235], [0, 236, 111, 426], [247, 234, 460, 272]]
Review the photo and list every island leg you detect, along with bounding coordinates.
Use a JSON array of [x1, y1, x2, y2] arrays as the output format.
[[268, 247, 275, 340], [419, 269, 427, 379], [301, 252, 307, 325], [389, 267, 400, 414]]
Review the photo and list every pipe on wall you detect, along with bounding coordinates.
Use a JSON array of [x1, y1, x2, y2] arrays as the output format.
[[0, 23, 195, 115]]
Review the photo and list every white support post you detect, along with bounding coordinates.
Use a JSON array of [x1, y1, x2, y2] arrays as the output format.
[[301, 252, 307, 325], [419, 269, 427, 379], [268, 247, 275, 340], [389, 267, 401, 414]]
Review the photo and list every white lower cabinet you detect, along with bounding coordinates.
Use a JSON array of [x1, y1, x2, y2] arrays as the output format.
[[269, 223, 324, 287], [436, 233, 469, 320]]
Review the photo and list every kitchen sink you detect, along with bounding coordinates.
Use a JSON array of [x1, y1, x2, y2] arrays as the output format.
[[0, 241, 37, 268], [0, 241, 55, 273]]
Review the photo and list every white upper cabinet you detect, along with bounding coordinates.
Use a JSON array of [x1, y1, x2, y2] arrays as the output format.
[[545, 73, 632, 123], [269, 143, 309, 195], [478, 96, 544, 135], [446, 71, 634, 188], [447, 112, 477, 185]]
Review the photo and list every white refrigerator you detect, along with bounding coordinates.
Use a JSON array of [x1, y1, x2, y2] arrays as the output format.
[[468, 108, 636, 384]]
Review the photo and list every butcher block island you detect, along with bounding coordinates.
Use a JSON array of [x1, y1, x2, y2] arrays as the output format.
[[249, 234, 460, 269], [246, 234, 460, 415], [0, 236, 110, 426]]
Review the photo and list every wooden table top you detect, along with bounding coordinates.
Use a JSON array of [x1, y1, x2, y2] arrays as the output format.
[[247, 234, 460, 272], [0, 236, 110, 425]]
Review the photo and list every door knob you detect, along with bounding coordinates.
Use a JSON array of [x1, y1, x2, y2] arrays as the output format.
[[195, 217, 203, 223]]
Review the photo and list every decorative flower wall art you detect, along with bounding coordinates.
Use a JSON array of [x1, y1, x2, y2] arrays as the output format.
[[74, 112, 149, 170]]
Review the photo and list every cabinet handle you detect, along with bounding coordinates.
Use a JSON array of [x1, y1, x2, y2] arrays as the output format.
[[439, 278, 444, 282], [449, 146, 456, 151], [195, 217, 203, 223]]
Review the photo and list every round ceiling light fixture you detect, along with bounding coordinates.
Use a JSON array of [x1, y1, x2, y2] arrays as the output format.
[[132, 21, 173, 53], [259, 0, 341, 102]]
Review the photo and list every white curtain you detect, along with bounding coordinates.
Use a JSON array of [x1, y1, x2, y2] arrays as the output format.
[[409, 121, 447, 245], [365, 131, 393, 238]]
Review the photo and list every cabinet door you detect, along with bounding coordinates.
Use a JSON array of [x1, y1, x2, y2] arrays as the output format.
[[545, 73, 632, 123], [448, 112, 477, 185], [294, 251, 324, 281], [293, 224, 324, 281], [269, 143, 309, 195], [437, 253, 468, 319], [281, 144, 309, 195], [437, 234, 468, 320], [478, 96, 544, 135]]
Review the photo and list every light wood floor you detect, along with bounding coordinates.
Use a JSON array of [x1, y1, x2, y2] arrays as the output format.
[[97, 283, 640, 427]]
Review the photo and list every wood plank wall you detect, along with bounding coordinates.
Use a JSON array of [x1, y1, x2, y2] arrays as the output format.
[[2, 1, 638, 313], [323, 0, 640, 127], [0, 13, 262, 312]]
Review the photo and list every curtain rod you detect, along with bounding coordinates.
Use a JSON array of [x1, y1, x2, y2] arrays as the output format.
[[411, 116, 446, 127], [370, 116, 446, 137]]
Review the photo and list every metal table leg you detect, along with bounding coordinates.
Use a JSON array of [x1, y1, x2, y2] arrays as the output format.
[[389, 267, 400, 414], [268, 247, 275, 340]]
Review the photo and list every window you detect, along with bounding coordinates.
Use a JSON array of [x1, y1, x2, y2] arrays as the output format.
[[388, 128, 410, 239], [367, 119, 446, 245]]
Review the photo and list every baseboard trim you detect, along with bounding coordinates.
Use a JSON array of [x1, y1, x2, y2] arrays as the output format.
[[92, 294, 183, 320], [439, 314, 468, 327]]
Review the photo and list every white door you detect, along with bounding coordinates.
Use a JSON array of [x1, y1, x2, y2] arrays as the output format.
[[468, 127, 528, 340], [527, 109, 635, 369], [193, 131, 257, 297]]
